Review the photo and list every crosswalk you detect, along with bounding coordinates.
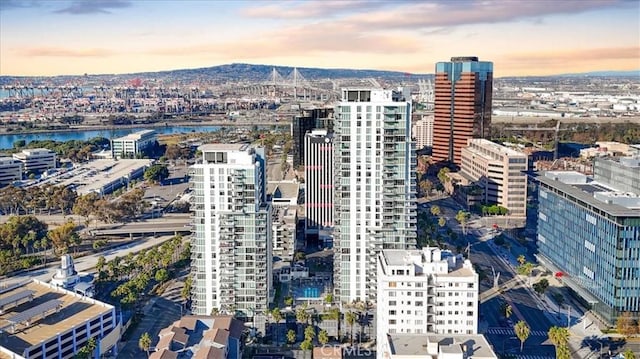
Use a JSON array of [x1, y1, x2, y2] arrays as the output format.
[[486, 327, 548, 336]]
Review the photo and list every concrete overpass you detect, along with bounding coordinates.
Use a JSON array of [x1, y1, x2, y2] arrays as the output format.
[[90, 216, 191, 237]]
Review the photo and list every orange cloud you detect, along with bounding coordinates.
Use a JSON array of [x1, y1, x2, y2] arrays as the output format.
[[146, 23, 424, 58], [16, 47, 114, 57]]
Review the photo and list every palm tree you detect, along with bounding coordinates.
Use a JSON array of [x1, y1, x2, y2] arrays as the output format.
[[300, 339, 313, 359], [501, 303, 513, 319], [548, 326, 569, 348], [514, 321, 530, 352], [517, 255, 526, 266], [318, 329, 329, 345], [438, 217, 446, 228], [548, 326, 570, 359], [345, 311, 357, 344], [271, 308, 283, 345], [623, 349, 636, 359], [455, 210, 469, 235], [430, 205, 441, 217], [287, 329, 296, 346], [139, 332, 152, 357]]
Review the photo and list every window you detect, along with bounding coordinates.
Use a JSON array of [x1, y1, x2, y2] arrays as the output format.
[[389, 282, 397, 288]]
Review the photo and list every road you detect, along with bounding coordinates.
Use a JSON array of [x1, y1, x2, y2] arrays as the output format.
[[8, 234, 179, 284], [425, 197, 556, 358]]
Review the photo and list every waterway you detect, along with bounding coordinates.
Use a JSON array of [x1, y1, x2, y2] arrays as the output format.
[[0, 125, 222, 149]]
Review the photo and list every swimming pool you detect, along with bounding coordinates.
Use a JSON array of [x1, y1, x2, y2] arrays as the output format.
[[293, 283, 324, 300]]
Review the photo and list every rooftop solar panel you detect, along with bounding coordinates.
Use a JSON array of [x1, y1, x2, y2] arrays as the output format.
[[0, 290, 35, 311], [7, 299, 63, 326]]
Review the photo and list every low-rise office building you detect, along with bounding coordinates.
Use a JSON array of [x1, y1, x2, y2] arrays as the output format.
[[461, 139, 528, 218], [111, 129, 157, 159], [0, 157, 22, 186], [412, 111, 434, 149], [537, 164, 640, 324], [12, 148, 56, 173], [377, 247, 479, 350], [0, 279, 120, 359]]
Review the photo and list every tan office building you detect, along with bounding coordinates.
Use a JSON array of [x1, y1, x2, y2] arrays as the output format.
[[461, 139, 527, 218]]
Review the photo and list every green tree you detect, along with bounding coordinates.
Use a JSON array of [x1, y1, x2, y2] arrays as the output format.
[[144, 164, 169, 183], [438, 217, 446, 228], [533, 278, 549, 295], [75, 337, 97, 359], [139, 332, 152, 357], [318, 329, 329, 345], [287, 329, 297, 345], [517, 255, 526, 266], [284, 296, 294, 307], [324, 293, 333, 304], [623, 349, 636, 359], [555, 344, 571, 359], [345, 311, 357, 344], [46, 220, 78, 255], [271, 308, 283, 344], [514, 321, 530, 352], [155, 268, 169, 282]]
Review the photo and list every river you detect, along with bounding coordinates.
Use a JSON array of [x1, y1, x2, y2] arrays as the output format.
[[0, 125, 222, 149]]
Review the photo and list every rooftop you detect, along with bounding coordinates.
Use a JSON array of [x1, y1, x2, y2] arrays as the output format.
[[199, 143, 250, 152], [466, 138, 527, 158], [387, 333, 497, 359], [51, 159, 152, 195], [268, 181, 300, 202], [0, 280, 113, 355], [150, 315, 244, 359], [538, 171, 640, 217], [113, 129, 156, 141]]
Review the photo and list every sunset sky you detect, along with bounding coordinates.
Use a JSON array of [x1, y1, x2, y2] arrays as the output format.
[[1, 0, 639, 77]]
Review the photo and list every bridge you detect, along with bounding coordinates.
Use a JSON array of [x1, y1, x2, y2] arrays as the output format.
[[89, 216, 191, 237]]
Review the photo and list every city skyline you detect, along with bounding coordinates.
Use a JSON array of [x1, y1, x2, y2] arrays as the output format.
[[1, 0, 639, 77]]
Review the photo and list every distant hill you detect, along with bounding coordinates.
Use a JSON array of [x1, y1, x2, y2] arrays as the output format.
[[554, 70, 640, 77], [130, 63, 431, 81]]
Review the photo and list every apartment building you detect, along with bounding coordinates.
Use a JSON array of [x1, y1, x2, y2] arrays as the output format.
[[0, 157, 22, 186], [334, 88, 417, 303], [460, 139, 528, 218], [412, 111, 434, 149], [12, 148, 56, 173], [433, 57, 493, 166], [537, 164, 640, 324], [111, 129, 157, 159], [0, 279, 120, 359], [376, 247, 479, 351], [190, 144, 272, 317], [291, 108, 333, 167], [379, 333, 497, 359], [305, 129, 334, 234]]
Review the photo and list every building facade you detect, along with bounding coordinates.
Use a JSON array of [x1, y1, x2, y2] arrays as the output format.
[[12, 148, 56, 173], [0, 279, 120, 359], [305, 129, 334, 234], [412, 111, 434, 149], [334, 88, 417, 303], [0, 157, 23, 186], [190, 144, 272, 317], [111, 129, 157, 159], [433, 57, 493, 166], [593, 156, 640, 193], [291, 108, 333, 167], [460, 139, 528, 218], [376, 247, 479, 351], [537, 168, 640, 323]]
